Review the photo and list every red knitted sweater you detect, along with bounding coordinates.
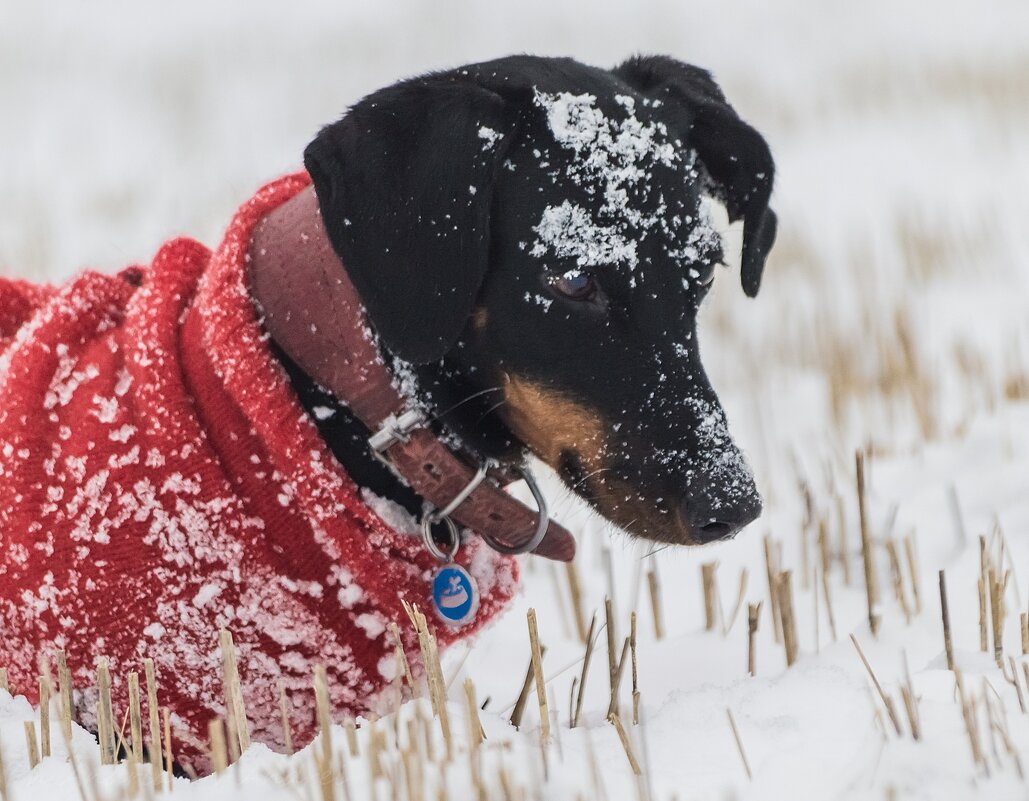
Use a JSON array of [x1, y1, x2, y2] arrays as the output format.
[[0, 172, 518, 770]]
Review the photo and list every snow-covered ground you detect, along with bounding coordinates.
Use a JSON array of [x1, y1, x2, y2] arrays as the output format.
[[3, 1, 1029, 799]]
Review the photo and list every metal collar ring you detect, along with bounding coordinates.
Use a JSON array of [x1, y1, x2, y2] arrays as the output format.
[[480, 465, 550, 556], [421, 513, 460, 563], [419, 462, 550, 560]]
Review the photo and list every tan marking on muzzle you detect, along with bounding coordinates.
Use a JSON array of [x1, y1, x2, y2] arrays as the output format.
[[501, 376, 607, 470], [502, 377, 699, 545], [587, 473, 697, 545]]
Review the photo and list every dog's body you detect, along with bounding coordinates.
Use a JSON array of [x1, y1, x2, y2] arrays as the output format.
[[0, 175, 519, 771], [0, 55, 776, 771]]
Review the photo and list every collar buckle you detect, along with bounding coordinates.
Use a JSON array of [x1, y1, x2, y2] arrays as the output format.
[[368, 408, 427, 467]]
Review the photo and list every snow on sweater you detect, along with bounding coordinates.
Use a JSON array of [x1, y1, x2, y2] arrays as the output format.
[[0, 172, 519, 771]]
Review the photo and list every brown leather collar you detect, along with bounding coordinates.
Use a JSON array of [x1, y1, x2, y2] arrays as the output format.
[[246, 185, 575, 562]]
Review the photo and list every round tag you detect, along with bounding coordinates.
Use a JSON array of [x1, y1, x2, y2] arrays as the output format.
[[432, 564, 479, 627]]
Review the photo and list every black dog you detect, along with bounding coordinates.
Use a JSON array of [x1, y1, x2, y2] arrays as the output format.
[[270, 54, 776, 546]]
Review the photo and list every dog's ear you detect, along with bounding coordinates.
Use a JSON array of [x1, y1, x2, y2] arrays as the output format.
[[304, 74, 518, 364], [612, 55, 777, 297]]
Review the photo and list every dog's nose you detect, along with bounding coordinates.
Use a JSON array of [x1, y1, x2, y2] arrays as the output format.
[[678, 486, 762, 543]]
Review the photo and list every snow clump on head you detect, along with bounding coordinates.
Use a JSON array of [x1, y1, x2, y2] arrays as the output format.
[[654, 394, 756, 509], [533, 201, 637, 269], [529, 89, 722, 281]]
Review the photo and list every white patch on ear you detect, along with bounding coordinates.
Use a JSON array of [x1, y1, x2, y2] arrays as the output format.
[[700, 195, 744, 273]]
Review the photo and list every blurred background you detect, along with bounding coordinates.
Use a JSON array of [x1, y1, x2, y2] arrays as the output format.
[[5, 2, 1028, 281]]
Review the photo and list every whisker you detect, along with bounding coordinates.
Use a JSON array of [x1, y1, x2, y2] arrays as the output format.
[[569, 466, 614, 491], [476, 398, 508, 423], [429, 385, 504, 424]]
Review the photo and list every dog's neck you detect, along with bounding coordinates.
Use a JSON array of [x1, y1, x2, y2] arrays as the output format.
[[243, 187, 577, 564], [246, 188, 424, 516]]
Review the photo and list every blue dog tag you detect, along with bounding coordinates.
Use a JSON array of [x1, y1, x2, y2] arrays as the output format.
[[432, 564, 479, 627]]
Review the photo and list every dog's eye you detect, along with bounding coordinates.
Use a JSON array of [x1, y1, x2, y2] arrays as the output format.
[[690, 263, 717, 288], [549, 270, 596, 301]]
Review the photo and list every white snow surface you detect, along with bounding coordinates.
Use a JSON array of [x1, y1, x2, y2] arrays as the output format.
[[3, 1, 1029, 800]]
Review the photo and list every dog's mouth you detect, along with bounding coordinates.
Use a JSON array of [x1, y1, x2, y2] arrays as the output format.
[[555, 446, 760, 546]]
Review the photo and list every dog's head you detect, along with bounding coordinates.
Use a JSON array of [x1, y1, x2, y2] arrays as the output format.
[[304, 55, 776, 546]]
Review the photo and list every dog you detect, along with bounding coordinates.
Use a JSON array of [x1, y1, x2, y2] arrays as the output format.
[[0, 54, 775, 771]]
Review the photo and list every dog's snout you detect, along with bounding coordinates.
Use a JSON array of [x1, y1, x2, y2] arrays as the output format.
[[678, 486, 762, 543]]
